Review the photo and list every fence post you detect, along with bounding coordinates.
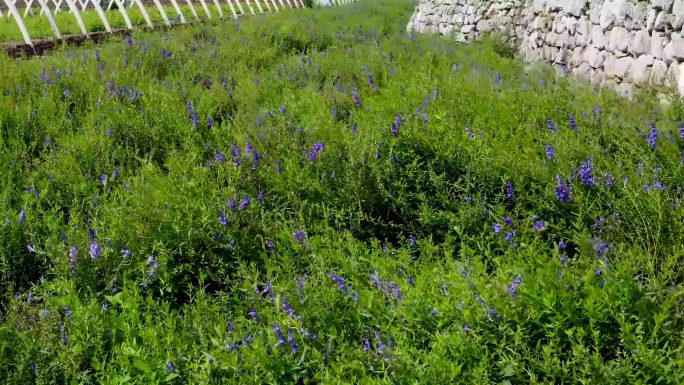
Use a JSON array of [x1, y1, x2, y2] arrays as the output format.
[[252, 0, 263, 13], [168, 0, 187, 24], [184, 0, 200, 21], [210, 0, 223, 18], [108, 0, 134, 29], [62, 0, 89, 36], [244, 0, 255, 15], [151, 0, 172, 26], [225, 0, 238, 19], [35, 0, 62, 38], [234, 0, 245, 15], [3, 0, 33, 46], [86, 0, 114, 33], [130, 0, 155, 28], [197, 0, 212, 19]]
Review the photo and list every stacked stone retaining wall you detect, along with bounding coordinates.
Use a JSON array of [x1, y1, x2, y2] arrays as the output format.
[[407, 0, 684, 96]]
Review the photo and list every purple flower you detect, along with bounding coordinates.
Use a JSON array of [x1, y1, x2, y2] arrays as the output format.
[[283, 297, 295, 318], [121, 248, 131, 258], [560, 255, 568, 266], [532, 220, 546, 232], [368, 74, 378, 91], [293, 230, 306, 243], [249, 307, 260, 321], [559, 241, 566, 249], [647, 123, 658, 149], [604, 174, 615, 187], [288, 329, 298, 353], [239, 196, 251, 210], [353, 87, 361, 108], [267, 241, 274, 250], [328, 272, 349, 294], [273, 323, 286, 346], [547, 119, 556, 131], [279, 105, 286, 114], [579, 158, 595, 186], [504, 216, 514, 226], [18, 207, 25, 225], [555, 175, 572, 202], [409, 233, 416, 246], [89, 240, 103, 260], [63, 306, 73, 320], [166, 360, 175, 372], [545, 145, 555, 160], [465, 127, 475, 138], [228, 198, 236, 212], [506, 181, 514, 200], [215, 151, 225, 163], [507, 276, 522, 299], [569, 114, 578, 131], [492, 223, 502, 235], [218, 215, 228, 226], [312, 141, 325, 153], [296, 276, 306, 304]]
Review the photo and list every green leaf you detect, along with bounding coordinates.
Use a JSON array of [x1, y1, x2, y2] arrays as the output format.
[[132, 358, 152, 374]]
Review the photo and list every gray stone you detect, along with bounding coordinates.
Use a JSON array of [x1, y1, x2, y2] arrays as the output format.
[[674, 0, 684, 30], [571, 47, 584, 66], [591, 24, 608, 49], [653, 10, 668, 31], [627, 55, 654, 84], [546, 31, 560, 47], [663, 33, 684, 64], [652, 0, 675, 12], [678, 64, 684, 96], [650, 59, 668, 84], [629, 2, 650, 30], [584, 47, 607, 68], [651, 32, 667, 60], [574, 62, 593, 80], [462, 24, 476, 34], [606, 55, 634, 78], [575, 33, 588, 47], [576, 16, 590, 35], [599, 0, 632, 31], [646, 9, 657, 30], [476, 19, 491, 32], [630, 29, 651, 57], [608, 27, 631, 52]]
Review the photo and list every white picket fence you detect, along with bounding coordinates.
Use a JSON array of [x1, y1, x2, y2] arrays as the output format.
[[1, 0, 355, 46]]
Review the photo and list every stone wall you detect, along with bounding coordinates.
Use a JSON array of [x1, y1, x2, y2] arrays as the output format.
[[407, 0, 684, 96]]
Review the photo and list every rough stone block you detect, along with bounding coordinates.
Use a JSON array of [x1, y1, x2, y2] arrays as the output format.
[[608, 27, 631, 52], [651, 32, 667, 60], [591, 24, 608, 49], [599, 0, 632, 31], [627, 54, 654, 83], [584, 47, 607, 68], [630, 29, 651, 57], [650, 59, 668, 84]]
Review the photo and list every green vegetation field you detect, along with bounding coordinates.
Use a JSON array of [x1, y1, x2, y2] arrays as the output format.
[[2, 0, 684, 383]]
